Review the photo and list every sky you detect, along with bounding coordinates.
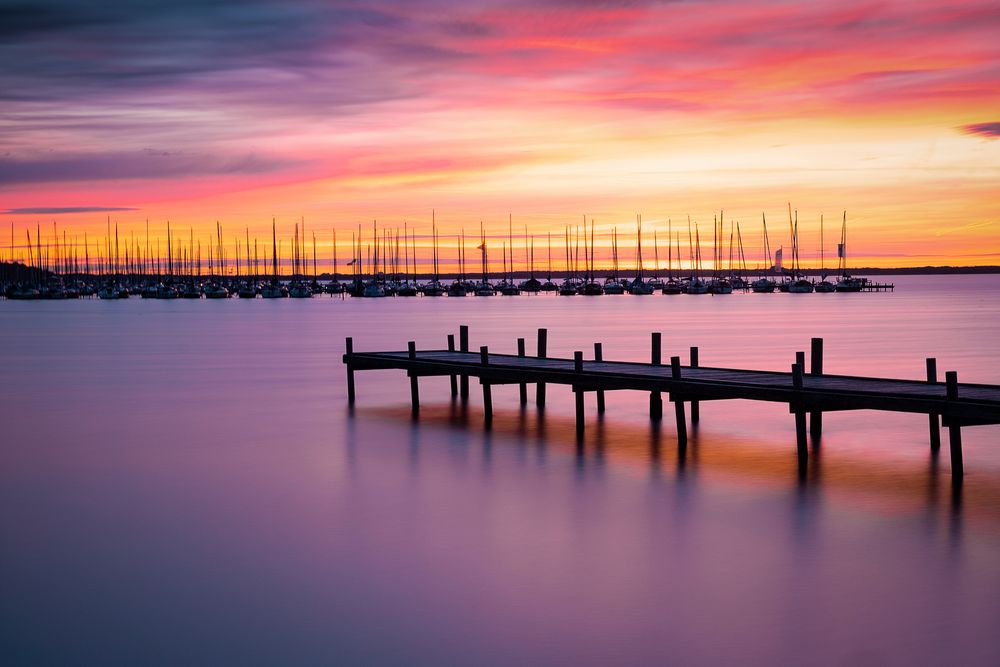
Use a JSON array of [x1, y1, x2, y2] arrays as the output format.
[[1, 0, 999, 269]]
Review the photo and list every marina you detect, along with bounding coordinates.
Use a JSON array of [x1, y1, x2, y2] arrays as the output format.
[[2, 213, 895, 299]]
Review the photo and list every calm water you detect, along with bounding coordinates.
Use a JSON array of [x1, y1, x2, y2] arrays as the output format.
[[2, 275, 1000, 665]]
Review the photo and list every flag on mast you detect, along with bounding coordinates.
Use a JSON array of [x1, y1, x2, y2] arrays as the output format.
[[837, 243, 844, 258], [774, 248, 783, 273]]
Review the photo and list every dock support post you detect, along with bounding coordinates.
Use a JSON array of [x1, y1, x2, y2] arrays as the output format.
[[793, 362, 808, 468], [517, 338, 527, 406], [650, 333, 663, 420], [689, 346, 700, 424], [574, 351, 585, 438], [459, 326, 470, 401], [810, 338, 823, 439], [408, 341, 419, 417], [946, 371, 963, 478], [926, 358, 940, 453], [536, 328, 548, 408], [594, 343, 606, 414], [346, 337, 356, 405], [447, 334, 457, 397], [670, 356, 687, 447], [481, 346, 492, 428]]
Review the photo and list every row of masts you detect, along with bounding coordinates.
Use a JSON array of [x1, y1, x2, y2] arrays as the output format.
[[2, 211, 857, 288]]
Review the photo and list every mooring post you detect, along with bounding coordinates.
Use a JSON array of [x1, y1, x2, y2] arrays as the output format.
[[689, 346, 700, 424], [481, 345, 492, 428], [574, 351, 585, 437], [670, 356, 687, 447], [946, 370, 963, 478], [594, 342, 606, 414], [458, 324, 469, 401], [809, 337, 823, 439], [536, 327, 548, 408], [792, 362, 808, 467], [650, 332, 663, 420], [459, 325, 470, 400], [408, 341, 419, 417], [447, 334, 458, 397], [345, 336, 356, 405], [926, 358, 940, 453], [517, 337, 527, 405]]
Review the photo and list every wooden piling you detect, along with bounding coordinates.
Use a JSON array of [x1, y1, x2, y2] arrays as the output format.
[[594, 342, 606, 414], [574, 351, 585, 437], [459, 325, 470, 400], [927, 358, 940, 453], [448, 334, 458, 397], [536, 328, 548, 408], [946, 370, 963, 478], [689, 346, 700, 423], [650, 333, 663, 420], [670, 356, 687, 447], [408, 341, 419, 416], [481, 345, 492, 428], [517, 338, 527, 405], [346, 337, 356, 405], [793, 362, 808, 467], [810, 337, 823, 439]]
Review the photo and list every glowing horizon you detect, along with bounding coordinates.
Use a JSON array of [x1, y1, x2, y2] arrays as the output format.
[[2, 0, 999, 268]]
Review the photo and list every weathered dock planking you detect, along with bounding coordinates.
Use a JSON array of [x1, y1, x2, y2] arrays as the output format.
[[344, 327, 1000, 480]]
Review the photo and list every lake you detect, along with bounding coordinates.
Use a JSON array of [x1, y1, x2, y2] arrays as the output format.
[[2, 275, 1000, 665]]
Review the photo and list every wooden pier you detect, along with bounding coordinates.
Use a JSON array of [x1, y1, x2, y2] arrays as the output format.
[[344, 327, 1000, 480]]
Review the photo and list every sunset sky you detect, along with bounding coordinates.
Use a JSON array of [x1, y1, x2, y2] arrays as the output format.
[[2, 0, 999, 269]]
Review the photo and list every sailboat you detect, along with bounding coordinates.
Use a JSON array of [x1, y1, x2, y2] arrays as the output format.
[[686, 220, 710, 294], [499, 216, 521, 295], [579, 218, 604, 295], [835, 211, 863, 291], [814, 214, 835, 292], [558, 226, 578, 295], [786, 208, 814, 293], [540, 231, 558, 292], [709, 214, 733, 294], [628, 215, 654, 294], [751, 213, 777, 293], [662, 220, 683, 294], [474, 222, 494, 296], [260, 219, 287, 298], [604, 227, 625, 294], [519, 226, 542, 292]]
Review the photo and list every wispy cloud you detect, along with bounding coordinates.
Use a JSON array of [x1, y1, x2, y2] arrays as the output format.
[[961, 122, 1000, 138], [3, 206, 139, 215]]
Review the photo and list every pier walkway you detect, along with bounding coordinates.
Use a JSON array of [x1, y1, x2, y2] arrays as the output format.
[[344, 327, 999, 480]]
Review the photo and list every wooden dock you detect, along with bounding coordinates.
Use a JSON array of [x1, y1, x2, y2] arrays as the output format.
[[344, 327, 999, 480]]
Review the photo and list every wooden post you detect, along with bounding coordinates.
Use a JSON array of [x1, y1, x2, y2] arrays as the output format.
[[670, 356, 687, 447], [447, 334, 458, 397], [345, 336, 356, 405], [946, 371, 963, 478], [809, 337, 823, 439], [481, 345, 492, 428], [650, 332, 663, 420], [459, 325, 470, 400], [926, 358, 940, 453], [793, 362, 807, 467], [408, 341, 419, 416], [574, 351, 585, 437], [536, 328, 548, 408], [689, 346, 700, 423], [594, 342, 605, 414], [517, 337, 527, 405]]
